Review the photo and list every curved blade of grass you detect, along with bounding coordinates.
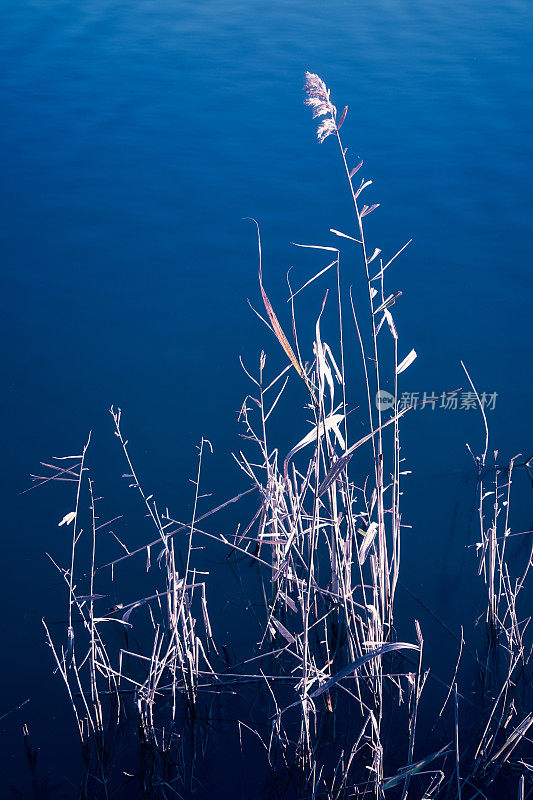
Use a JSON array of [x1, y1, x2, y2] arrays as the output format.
[[383, 742, 452, 790], [318, 409, 407, 496], [279, 642, 419, 717], [310, 642, 419, 699], [247, 219, 307, 385], [397, 348, 417, 375], [283, 413, 345, 479]]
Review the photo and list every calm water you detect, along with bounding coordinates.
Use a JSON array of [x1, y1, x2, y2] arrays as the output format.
[[1, 0, 532, 794]]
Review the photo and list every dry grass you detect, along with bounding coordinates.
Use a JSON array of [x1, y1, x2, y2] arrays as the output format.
[[33, 73, 532, 799]]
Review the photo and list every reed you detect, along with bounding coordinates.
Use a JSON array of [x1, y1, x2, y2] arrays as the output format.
[[35, 73, 531, 799]]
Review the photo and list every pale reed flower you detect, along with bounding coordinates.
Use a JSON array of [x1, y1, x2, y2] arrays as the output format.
[[304, 71, 337, 143], [316, 118, 337, 143]]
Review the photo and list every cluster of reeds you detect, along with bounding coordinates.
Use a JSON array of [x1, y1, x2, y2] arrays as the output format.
[[35, 73, 532, 799]]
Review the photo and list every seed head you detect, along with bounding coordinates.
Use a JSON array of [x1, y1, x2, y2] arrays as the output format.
[[304, 71, 337, 143]]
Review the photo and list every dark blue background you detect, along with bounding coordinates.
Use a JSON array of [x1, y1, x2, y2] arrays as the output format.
[[1, 0, 531, 791]]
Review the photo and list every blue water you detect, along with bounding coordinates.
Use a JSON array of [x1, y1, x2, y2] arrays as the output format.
[[1, 0, 532, 793]]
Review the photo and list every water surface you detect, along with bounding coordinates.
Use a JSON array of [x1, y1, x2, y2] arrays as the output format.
[[1, 0, 532, 793]]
